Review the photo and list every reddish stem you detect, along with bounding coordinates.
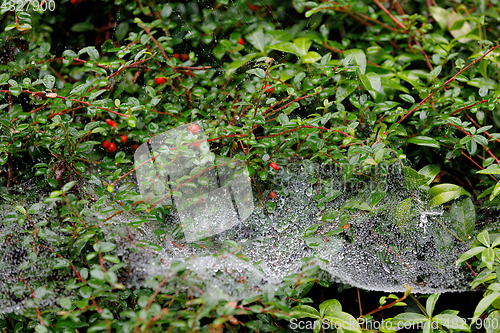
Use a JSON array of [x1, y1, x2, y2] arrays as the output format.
[[396, 44, 500, 127]]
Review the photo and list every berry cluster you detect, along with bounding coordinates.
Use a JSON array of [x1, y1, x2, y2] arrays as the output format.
[[101, 119, 129, 153]]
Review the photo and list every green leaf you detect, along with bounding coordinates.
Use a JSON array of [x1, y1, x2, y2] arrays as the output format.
[[9, 85, 21, 97], [71, 22, 93, 32], [247, 29, 270, 53], [74, 162, 86, 173], [472, 292, 500, 322], [344, 49, 366, 74], [429, 6, 449, 30], [293, 37, 312, 56], [449, 198, 475, 241], [434, 314, 470, 331], [426, 294, 439, 317], [301, 51, 322, 63], [490, 181, 500, 201], [360, 73, 381, 99], [408, 136, 440, 148], [428, 184, 471, 208], [78, 46, 99, 61], [336, 80, 357, 103], [266, 42, 301, 56], [482, 248, 496, 270], [419, 164, 440, 184], [400, 94, 415, 103], [62, 181, 76, 193], [115, 22, 129, 41], [390, 312, 428, 326], [319, 299, 342, 317], [477, 165, 500, 174], [291, 305, 320, 319], [478, 230, 491, 247], [127, 116, 137, 128], [455, 246, 486, 265], [42, 75, 55, 90], [324, 312, 362, 333], [466, 139, 477, 155], [88, 321, 109, 333]]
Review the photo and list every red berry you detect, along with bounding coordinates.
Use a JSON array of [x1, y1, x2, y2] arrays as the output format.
[[238, 38, 244, 45], [264, 85, 274, 94], [180, 54, 189, 61], [111, 121, 117, 129], [70, 0, 80, 5], [270, 162, 279, 171], [106, 142, 116, 153], [105, 119, 113, 126], [121, 135, 128, 144], [270, 191, 277, 199], [198, 197, 203, 203], [101, 140, 111, 148], [194, 142, 200, 150], [173, 53, 180, 59], [189, 124, 200, 134], [155, 77, 166, 85], [132, 144, 139, 151], [249, 4, 260, 11]]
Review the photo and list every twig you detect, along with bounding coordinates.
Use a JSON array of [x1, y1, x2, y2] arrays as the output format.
[[395, 44, 500, 127]]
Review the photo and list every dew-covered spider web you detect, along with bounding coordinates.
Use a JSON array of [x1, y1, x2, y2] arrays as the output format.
[[1, 141, 498, 314]]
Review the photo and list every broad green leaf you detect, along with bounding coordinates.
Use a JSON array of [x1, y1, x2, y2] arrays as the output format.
[[429, 6, 449, 30], [434, 314, 470, 331], [42, 75, 55, 90], [478, 165, 500, 174], [428, 184, 471, 208], [419, 164, 440, 184], [266, 42, 301, 56], [390, 312, 428, 326], [247, 29, 270, 53], [408, 136, 440, 148], [455, 246, 486, 265], [71, 22, 94, 32], [359, 73, 381, 99], [336, 80, 357, 103], [478, 230, 491, 247], [468, 77, 498, 90], [472, 292, 500, 322], [301, 51, 322, 63], [471, 269, 496, 289], [344, 49, 366, 74], [293, 37, 312, 56], [319, 299, 342, 317], [490, 181, 500, 201], [466, 139, 477, 155], [485, 311, 500, 333], [482, 248, 495, 270], [449, 198, 475, 241], [115, 22, 129, 41], [324, 312, 362, 333], [62, 181, 76, 193], [381, 77, 409, 93], [291, 305, 320, 319], [426, 294, 439, 317], [402, 166, 427, 190], [127, 116, 137, 128]]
